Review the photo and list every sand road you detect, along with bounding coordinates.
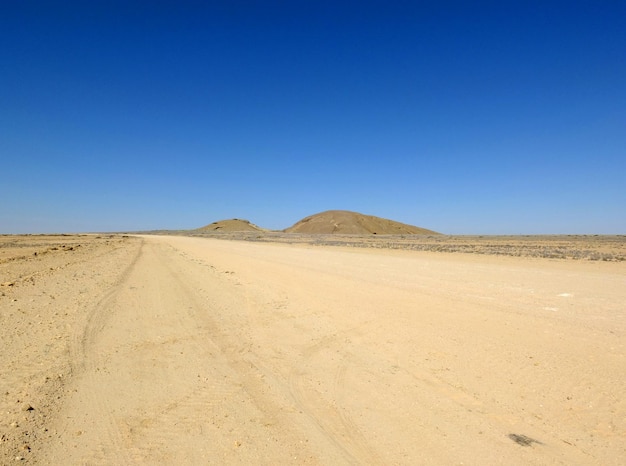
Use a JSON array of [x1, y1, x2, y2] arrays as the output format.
[[3, 235, 625, 464]]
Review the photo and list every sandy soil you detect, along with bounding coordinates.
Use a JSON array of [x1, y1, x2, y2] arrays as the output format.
[[1, 234, 624, 464]]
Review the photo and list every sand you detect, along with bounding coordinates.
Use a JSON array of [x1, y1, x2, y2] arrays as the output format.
[[1, 234, 624, 464]]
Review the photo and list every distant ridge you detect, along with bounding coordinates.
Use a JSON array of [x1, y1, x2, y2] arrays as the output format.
[[284, 210, 439, 235], [197, 218, 265, 232]]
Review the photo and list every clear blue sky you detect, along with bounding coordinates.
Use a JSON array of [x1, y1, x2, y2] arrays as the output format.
[[1, 1, 624, 234]]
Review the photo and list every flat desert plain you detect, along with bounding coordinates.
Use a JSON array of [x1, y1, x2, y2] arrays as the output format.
[[1, 234, 624, 465]]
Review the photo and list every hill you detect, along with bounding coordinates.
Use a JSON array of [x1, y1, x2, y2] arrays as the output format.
[[284, 210, 439, 235], [197, 219, 265, 232]]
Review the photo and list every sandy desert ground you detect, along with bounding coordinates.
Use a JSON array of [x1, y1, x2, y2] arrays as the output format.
[[1, 234, 624, 464]]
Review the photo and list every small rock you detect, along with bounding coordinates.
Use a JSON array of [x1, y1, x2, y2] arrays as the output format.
[[22, 404, 34, 412], [508, 433, 542, 446]]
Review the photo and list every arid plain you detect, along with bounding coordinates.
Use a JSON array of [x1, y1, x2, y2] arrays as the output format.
[[1, 233, 624, 464]]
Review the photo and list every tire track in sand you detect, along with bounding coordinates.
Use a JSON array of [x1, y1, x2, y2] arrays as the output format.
[[57, 237, 144, 464], [53, 239, 233, 464], [288, 335, 385, 465], [46, 238, 309, 464]]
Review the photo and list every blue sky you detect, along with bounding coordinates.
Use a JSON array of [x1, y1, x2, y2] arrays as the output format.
[[1, 1, 624, 234]]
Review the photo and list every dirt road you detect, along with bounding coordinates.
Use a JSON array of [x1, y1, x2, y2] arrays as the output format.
[[2, 235, 625, 464]]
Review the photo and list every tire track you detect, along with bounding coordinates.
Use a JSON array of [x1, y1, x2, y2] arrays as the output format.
[[288, 340, 384, 465], [72, 238, 144, 373], [113, 241, 246, 463], [50, 238, 312, 464], [58, 238, 144, 464]]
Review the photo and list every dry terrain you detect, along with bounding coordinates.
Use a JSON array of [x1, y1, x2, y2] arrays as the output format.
[[283, 210, 439, 235], [1, 233, 625, 464], [183, 231, 626, 261], [196, 219, 266, 233]]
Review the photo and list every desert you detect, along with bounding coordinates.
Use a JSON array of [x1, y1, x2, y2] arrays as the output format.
[[1, 230, 624, 465], [5, 2, 625, 464]]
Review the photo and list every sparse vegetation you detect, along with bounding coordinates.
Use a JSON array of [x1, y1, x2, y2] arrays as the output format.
[[169, 231, 626, 261]]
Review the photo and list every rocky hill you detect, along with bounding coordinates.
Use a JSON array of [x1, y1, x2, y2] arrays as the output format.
[[197, 219, 265, 232], [284, 210, 439, 235]]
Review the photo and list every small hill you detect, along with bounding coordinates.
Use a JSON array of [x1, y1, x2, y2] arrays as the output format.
[[197, 219, 265, 232], [284, 210, 440, 235]]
